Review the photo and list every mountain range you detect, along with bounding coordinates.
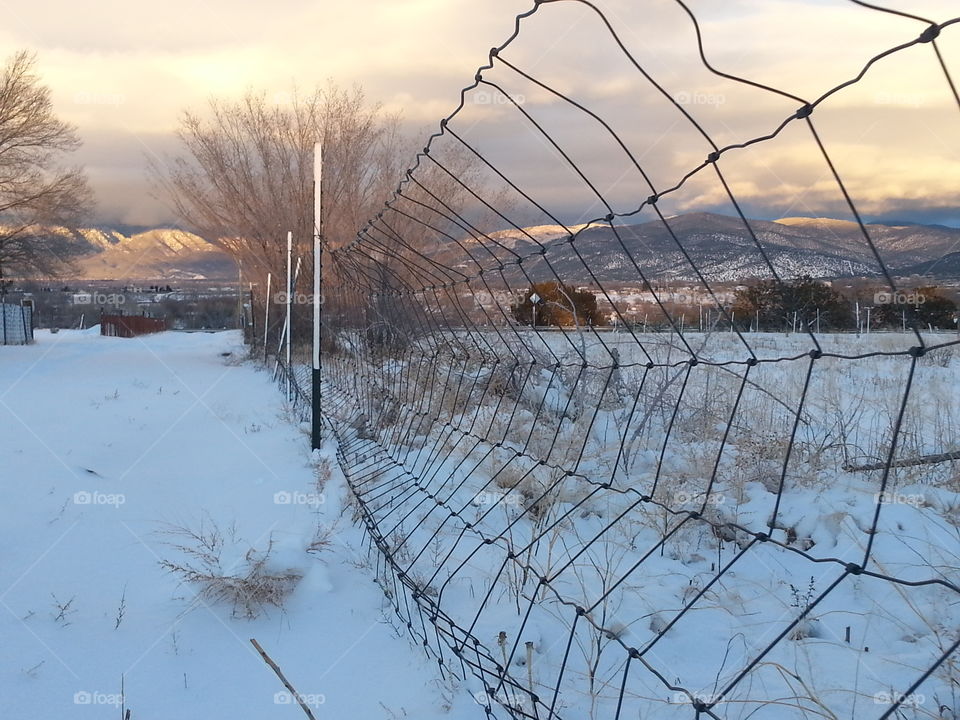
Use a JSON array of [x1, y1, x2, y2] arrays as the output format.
[[436, 213, 960, 284], [63, 213, 960, 283], [64, 227, 237, 280]]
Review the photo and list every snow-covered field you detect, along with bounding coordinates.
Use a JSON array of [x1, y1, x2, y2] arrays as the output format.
[[325, 327, 960, 719], [3, 327, 958, 720], [0, 329, 475, 719]]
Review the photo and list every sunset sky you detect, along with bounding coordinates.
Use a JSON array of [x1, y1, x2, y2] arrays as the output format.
[[2, 0, 957, 228]]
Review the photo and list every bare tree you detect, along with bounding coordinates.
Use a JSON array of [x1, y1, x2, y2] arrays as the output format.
[[151, 84, 408, 288], [152, 83, 495, 352], [0, 51, 92, 283]]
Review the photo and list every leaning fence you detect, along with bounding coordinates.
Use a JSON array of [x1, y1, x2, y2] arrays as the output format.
[[281, 3, 960, 718], [275, 357, 312, 423]]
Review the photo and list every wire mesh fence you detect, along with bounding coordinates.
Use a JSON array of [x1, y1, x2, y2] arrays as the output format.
[[276, 358, 312, 423], [0, 302, 33, 345], [249, 280, 315, 422], [296, 2, 959, 717]]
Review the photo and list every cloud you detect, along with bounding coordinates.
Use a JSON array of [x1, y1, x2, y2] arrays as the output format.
[[0, 0, 956, 227], [419, 0, 960, 228]]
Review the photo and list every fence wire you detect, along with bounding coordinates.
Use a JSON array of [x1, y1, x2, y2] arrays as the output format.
[[276, 358, 312, 422], [315, 2, 960, 718]]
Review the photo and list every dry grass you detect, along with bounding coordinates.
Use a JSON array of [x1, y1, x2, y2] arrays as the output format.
[[158, 517, 302, 619]]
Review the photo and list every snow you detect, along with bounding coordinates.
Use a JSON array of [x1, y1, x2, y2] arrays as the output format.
[[0, 329, 474, 719], [3, 328, 958, 719], [328, 327, 960, 718]]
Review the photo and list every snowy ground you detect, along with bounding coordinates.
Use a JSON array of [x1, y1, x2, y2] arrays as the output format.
[[324, 327, 960, 719], [0, 329, 474, 719]]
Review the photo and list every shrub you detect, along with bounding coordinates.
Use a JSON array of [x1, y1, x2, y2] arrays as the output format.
[[158, 518, 302, 619], [732, 276, 849, 331], [511, 282, 607, 328]]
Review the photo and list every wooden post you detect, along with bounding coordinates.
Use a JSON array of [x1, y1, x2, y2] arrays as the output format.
[[250, 638, 318, 720]]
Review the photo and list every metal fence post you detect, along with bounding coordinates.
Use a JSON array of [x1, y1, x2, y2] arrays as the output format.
[[286, 231, 293, 402], [263, 273, 271, 363], [311, 142, 323, 450]]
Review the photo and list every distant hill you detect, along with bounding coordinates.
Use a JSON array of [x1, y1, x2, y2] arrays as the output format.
[[45, 213, 960, 284], [895, 251, 960, 278], [61, 227, 238, 280], [429, 213, 960, 283]]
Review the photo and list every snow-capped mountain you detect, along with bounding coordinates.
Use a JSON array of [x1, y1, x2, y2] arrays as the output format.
[[64, 227, 237, 280], [50, 213, 960, 283], [428, 212, 960, 283]]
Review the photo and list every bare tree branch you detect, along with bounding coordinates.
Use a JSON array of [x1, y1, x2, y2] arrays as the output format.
[[0, 50, 92, 282], [149, 84, 410, 291]]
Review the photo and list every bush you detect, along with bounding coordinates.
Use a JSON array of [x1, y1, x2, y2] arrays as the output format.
[[511, 282, 606, 328], [732, 276, 849, 331], [158, 518, 302, 619], [872, 286, 958, 330]]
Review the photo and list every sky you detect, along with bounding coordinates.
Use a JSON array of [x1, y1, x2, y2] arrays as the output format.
[[1, 0, 958, 229]]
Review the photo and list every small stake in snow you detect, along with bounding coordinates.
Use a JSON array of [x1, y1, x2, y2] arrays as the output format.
[[249, 638, 317, 720], [525, 641, 535, 694]]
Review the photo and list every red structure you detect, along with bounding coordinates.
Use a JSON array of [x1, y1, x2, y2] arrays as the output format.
[[100, 313, 168, 338]]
